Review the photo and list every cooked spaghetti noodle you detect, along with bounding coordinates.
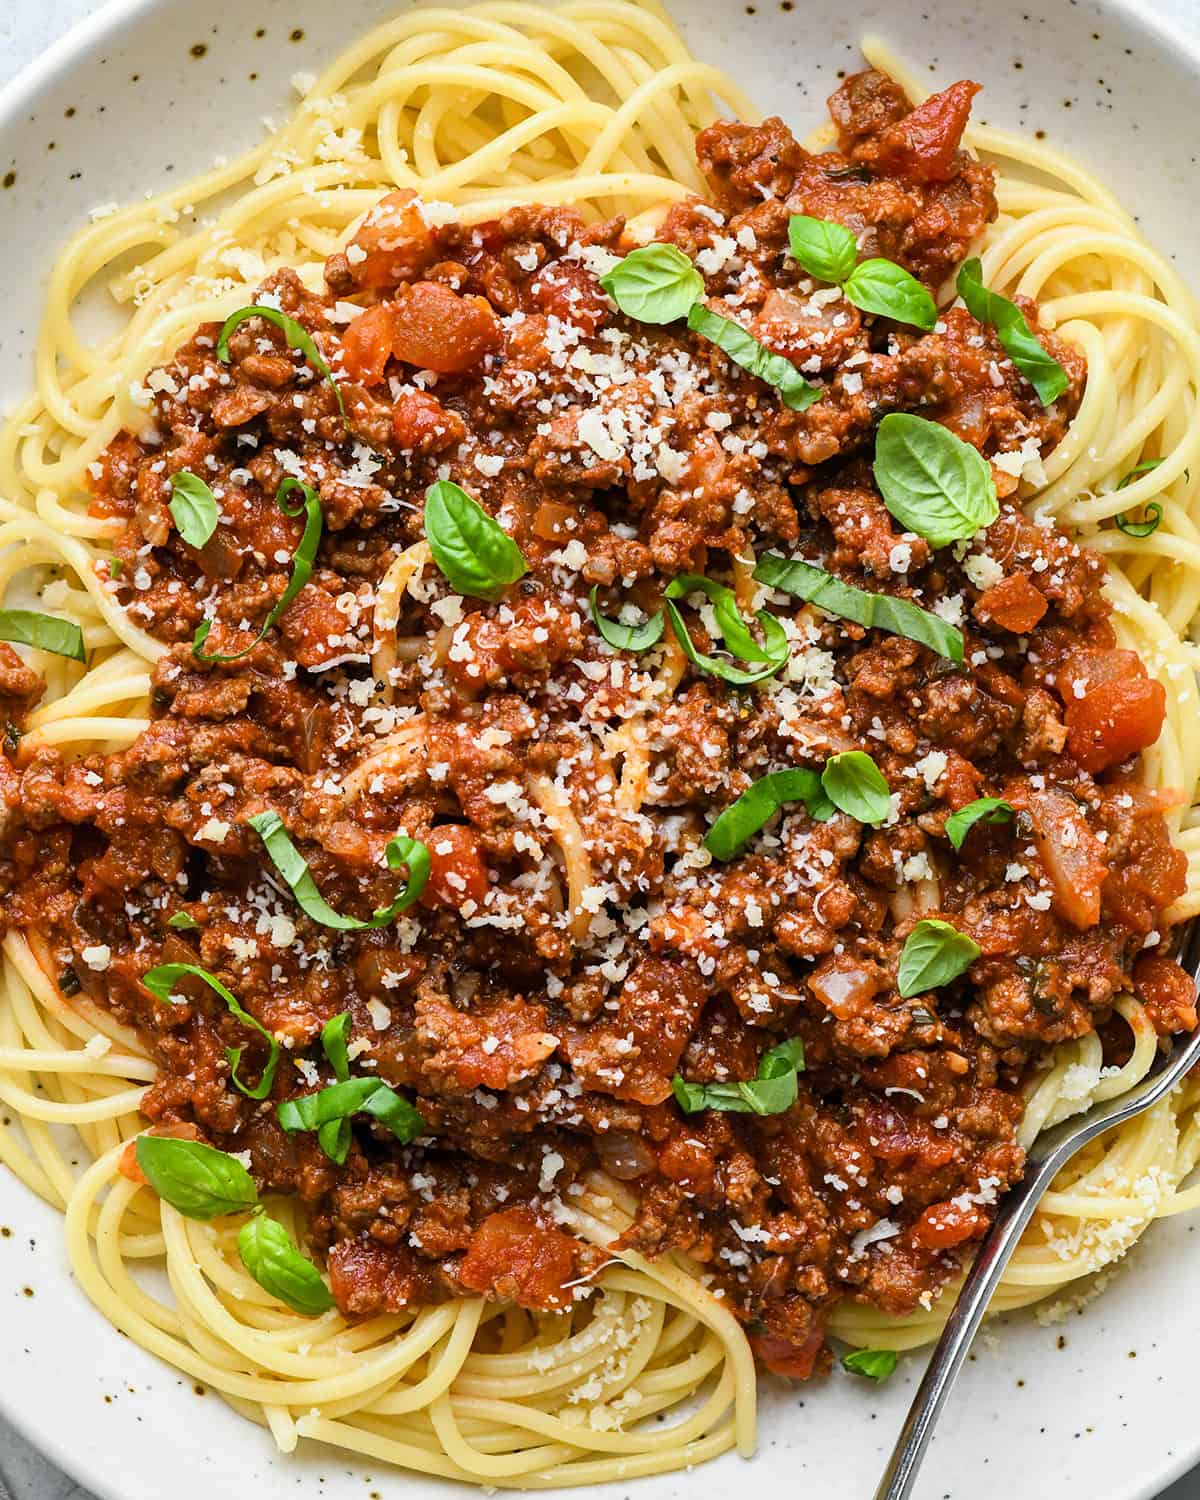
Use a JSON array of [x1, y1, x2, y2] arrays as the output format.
[[0, 1, 1197, 1487]]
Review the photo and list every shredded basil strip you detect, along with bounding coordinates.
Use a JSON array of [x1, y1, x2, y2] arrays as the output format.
[[687, 303, 822, 412], [896, 918, 980, 998], [787, 214, 857, 284], [193, 477, 323, 663], [143, 962, 280, 1100], [664, 574, 789, 669], [166, 911, 200, 930], [842, 1348, 898, 1382], [944, 796, 1014, 850], [216, 304, 345, 417], [588, 586, 664, 652], [278, 1075, 426, 1150], [135, 1136, 259, 1219], [753, 553, 963, 664], [316, 1011, 354, 1162], [956, 258, 1069, 407], [237, 1210, 335, 1315], [168, 470, 220, 549], [873, 412, 998, 548], [664, 597, 785, 687], [673, 1037, 805, 1117], [821, 750, 891, 825], [599, 243, 704, 324], [0, 609, 86, 663], [247, 811, 429, 931], [843, 259, 937, 331], [705, 768, 833, 860], [1113, 503, 1163, 538], [424, 479, 528, 602]]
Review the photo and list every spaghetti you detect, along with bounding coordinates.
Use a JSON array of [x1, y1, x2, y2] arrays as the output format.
[[0, 1, 1197, 1488]]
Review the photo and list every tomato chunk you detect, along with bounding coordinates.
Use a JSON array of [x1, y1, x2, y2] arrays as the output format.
[[1023, 785, 1108, 929], [910, 1198, 985, 1250], [1134, 954, 1198, 1035], [875, 79, 980, 183], [339, 304, 397, 386], [1056, 647, 1145, 702], [458, 1207, 578, 1309], [346, 189, 438, 289], [974, 572, 1047, 634], [750, 1325, 826, 1380], [391, 389, 462, 454], [1066, 678, 1166, 774], [422, 823, 490, 909], [390, 282, 500, 375], [527, 260, 609, 335]]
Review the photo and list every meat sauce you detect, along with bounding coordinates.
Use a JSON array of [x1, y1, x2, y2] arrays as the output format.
[[0, 70, 1189, 1376]]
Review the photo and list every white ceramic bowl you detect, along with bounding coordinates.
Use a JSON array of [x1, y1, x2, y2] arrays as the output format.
[[2, 2, 1200, 1497]]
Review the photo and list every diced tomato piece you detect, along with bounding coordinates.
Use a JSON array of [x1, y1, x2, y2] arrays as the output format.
[[339, 304, 397, 386], [346, 189, 438, 289], [1134, 954, 1198, 1035], [750, 1324, 826, 1379], [422, 823, 490, 909], [1056, 647, 1145, 703], [875, 79, 980, 183], [391, 389, 461, 454], [527, 260, 610, 335], [1019, 785, 1108, 929], [910, 1198, 986, 1250], [974, 572, 1047, 634], [1066, 678, 1166, 774], [390, 282, 500, 375], [458, 1207, 578, 1310]]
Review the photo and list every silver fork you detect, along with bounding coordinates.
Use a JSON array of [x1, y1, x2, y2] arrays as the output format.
[[874, 917, 1200, 1500]]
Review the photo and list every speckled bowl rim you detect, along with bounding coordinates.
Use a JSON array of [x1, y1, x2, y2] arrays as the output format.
[[2, 2, 1200, 1499]]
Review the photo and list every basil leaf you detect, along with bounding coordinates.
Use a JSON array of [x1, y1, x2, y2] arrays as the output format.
[[664, 575, 789, 673], [896, 918, 980, 998], [664, 599, 783, 687], [873, 413, 998, 548], [279, 1075, 426, 1158], [956, 258, 1069, 406], [144, 962, 280, 1100], [704, 768, 833, 860], [944, 796, 1014, 850], [216, 304, 345, 417], [237, 1210, 334, 1316], [753, 553, 963, 664], [843, 259, 937, 331], [787, 215, 857, 284], [135, 1135, 259, 1220], [0, 610, 86, 663], [279, 1076, 382, 1132], [588, 586, 664, 652], [672, 1036, 805, 1117], [424, 480, 527, 602], [843, 1348, 898, 1382], [687, 303, 822, 412], [166, 912, 200, 930], [168, 471, 220, 549], [193, 477, 323, 663], [1116, 457, 1165, 490], [247, 811, 428, 930], [820, 750, 891, 825], [599, 243, 704, 324]]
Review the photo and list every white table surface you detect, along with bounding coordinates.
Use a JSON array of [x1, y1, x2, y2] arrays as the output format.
[[2, 1, 1200, 1498]]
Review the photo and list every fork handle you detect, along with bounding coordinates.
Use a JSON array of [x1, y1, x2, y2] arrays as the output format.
[[872, 1141, 1070, 1500]]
